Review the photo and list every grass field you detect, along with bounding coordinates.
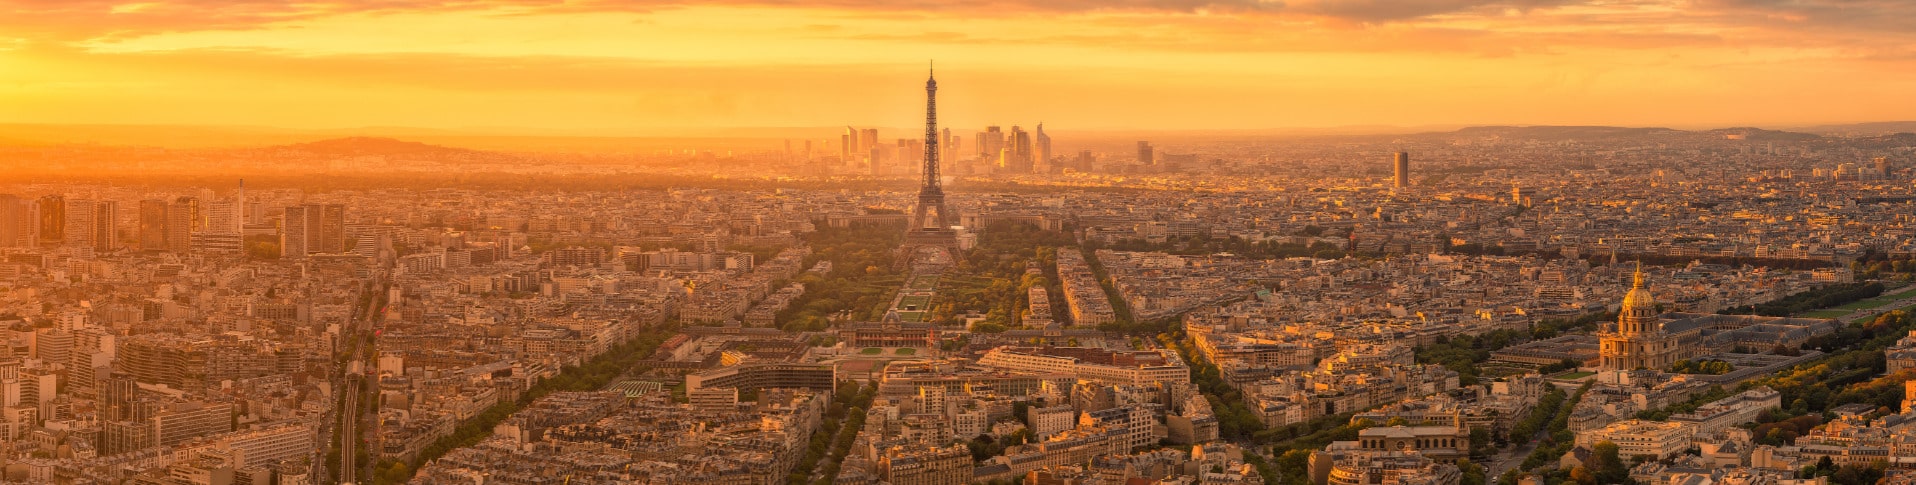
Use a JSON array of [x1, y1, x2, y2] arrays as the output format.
[[908, 275, 941, 290], [1798, 309, 1852, 319], [897, 311, 927, 322], [895, 348, 917, 355], [859, 348, 883, 355], [897, 294, 932, 310], [1886, 288, 1916, 300], [1837, 298, 1894, 310]]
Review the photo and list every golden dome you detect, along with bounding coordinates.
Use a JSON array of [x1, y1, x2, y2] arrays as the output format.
[[1620, 266, 1655, 313]]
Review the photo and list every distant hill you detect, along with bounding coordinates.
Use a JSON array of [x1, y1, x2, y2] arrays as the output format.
[[1453, 125, 1681, 138], [1423, 125, 1825, 142], [1702, 127, 1821, 142], [1835, 132, 1916, 150], [1436, 125, 1686, 142], [1788, 121, 1916, 136], [267, 137, 485, 157]]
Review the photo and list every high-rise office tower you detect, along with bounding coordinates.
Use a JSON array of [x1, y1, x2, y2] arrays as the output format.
[[318, 204, 346, 253], [1077, 150, 1095, 173], [940, 128, 953, 162], [1137, 141, 1154, 166], [205, 200, 240, 236], [900, 139, 925, 173], [94, 200, 118, 251], [1035, 123, 1052, 172], [64, 199, 96, 249], [282, 205, 312, 259], [38, 194, 64, 245], [167, 198, 195, 253], [1876, 156, 1891, 179], [860, 129, 878, 158], [0, 195, 30, 247], [1393, 152, 1411, 188], [177, 195, 202, 233], [1006, 126, 1033, 173], [283, 203, 345, 258], [840, 134, 853, 162], [138, 199, 169, 251], [949, 135, 961, 164], [981, 126, 1004, 160]]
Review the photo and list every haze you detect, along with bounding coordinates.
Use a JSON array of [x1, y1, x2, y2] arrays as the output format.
[[2, 0, 1914, 135]]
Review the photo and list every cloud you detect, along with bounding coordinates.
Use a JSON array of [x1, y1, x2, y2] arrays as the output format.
[[0, 1, 550, 41], [0, 0, 1589, 43], [1275, 0, 1582, 22], [4, 0, 1908, 54], [1700, 0, 1916, 32]]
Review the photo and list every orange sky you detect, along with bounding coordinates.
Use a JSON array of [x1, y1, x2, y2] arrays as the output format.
[[0, 0, 1912, 134]]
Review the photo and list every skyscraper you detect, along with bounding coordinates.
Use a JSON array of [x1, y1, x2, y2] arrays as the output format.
[[999, 126, 1027, 172], [172, 195, 201, 233], [93, 200, 118, 251], [860, 129, 878, 159], [168, 197, 196, 253], [1035, 123, 1052, 173], [981, 126, 1004, 160], [38, 194, 64, 245], [843, 126, 858, 162], [1393, 152, 1411, 188], [319, 204, 346, 253], [205, 201, 238, 234], [64, 199, 95, 250], [283, 203, 345, 258], [139, 199, 169, 251], [0, 195, 31, 247], [205, 183, 246, 239], [939, 128, 953, 165], [1137, 141, 1154, 166], [282, 205, 311, 259], [1010, 126, 1033, 173]]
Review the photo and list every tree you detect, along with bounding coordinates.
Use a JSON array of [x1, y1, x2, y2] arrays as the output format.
[[1499, 470, 1523, 485], [1276, 449, 1314, 485], [1568, 466, 1596, 485], [1592, 441, 1630, 485], [1459, 459, 1488, 485], [1830, 464, 1883, 485], [1469, 427, 1494, 458]]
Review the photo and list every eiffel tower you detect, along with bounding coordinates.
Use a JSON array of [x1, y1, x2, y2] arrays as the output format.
[[898, 65, 962, 269]]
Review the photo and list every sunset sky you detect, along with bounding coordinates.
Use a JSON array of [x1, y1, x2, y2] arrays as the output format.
[[1, 0, 1912, 134]]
